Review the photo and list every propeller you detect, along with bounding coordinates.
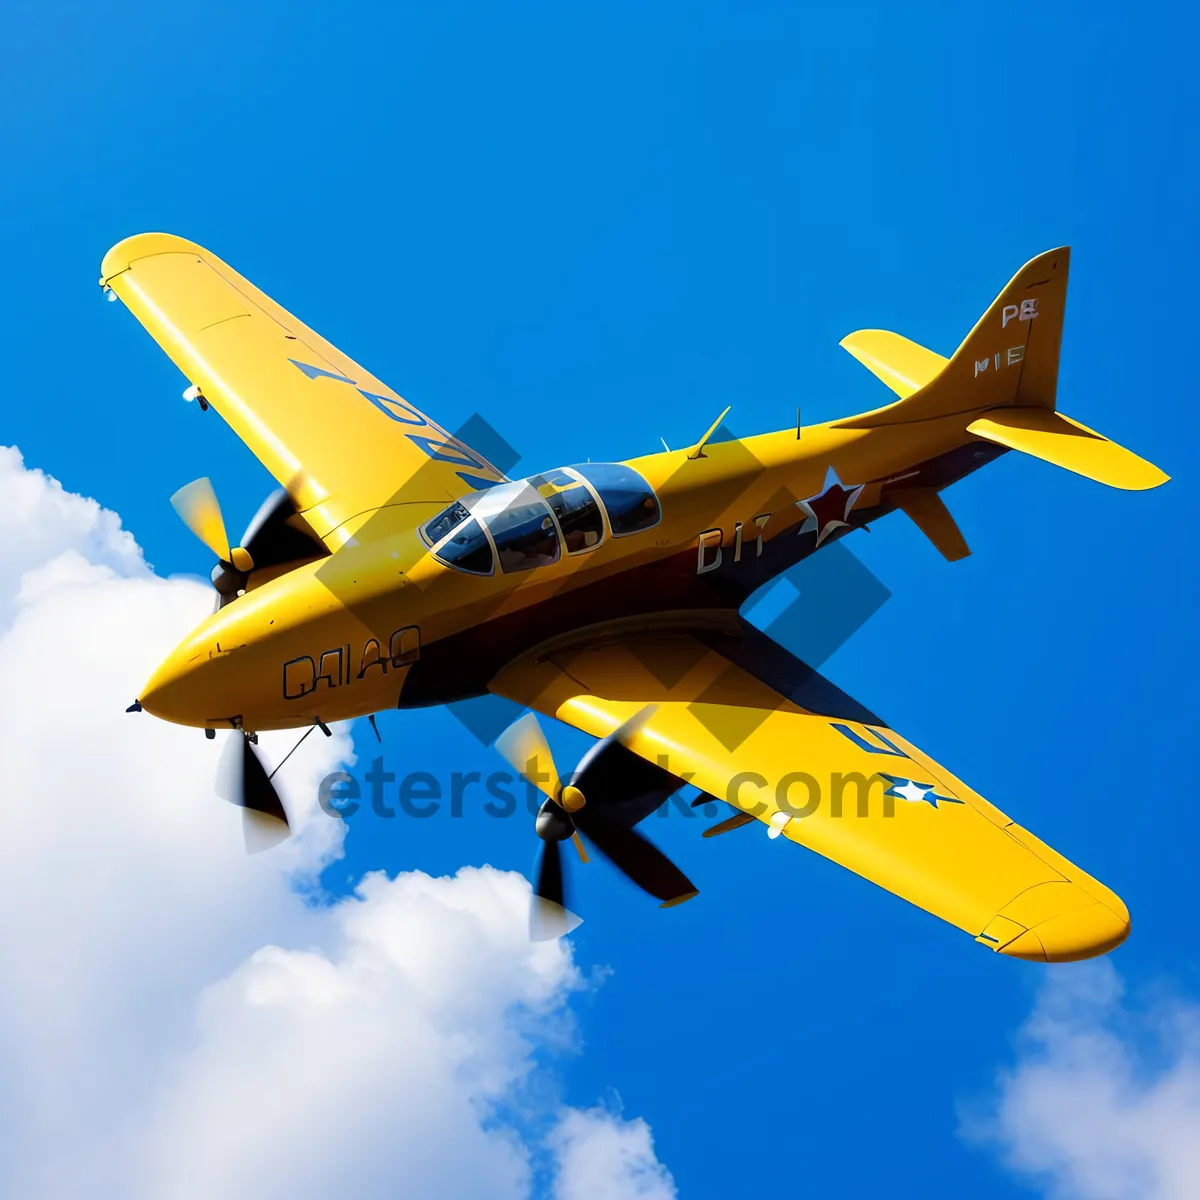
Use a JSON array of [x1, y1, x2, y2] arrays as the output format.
[[216, 731, 291, 853], [495, 712, 698, 940], [170, 477, 254, 603], [166, 480, 327, 850], [170, 480, 327, 607]]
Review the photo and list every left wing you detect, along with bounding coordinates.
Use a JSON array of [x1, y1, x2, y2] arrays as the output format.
[[491, 621, 1129, 962], [102, 233, 507, 546]]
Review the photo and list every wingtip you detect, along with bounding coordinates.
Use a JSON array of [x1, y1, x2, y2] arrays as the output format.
[[100, 232, 207, 284], [999, 902, 1131, 963], [1128, 464, 1171, 491]]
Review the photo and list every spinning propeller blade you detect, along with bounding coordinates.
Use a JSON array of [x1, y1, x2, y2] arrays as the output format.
[[610, 703, 659, 745], [530, 842, 583, 941], [495, 713, 559, 799], [170, 477, 231, 562], [496, 712, 697, 935], [574, 809, 698, 906], [216, 733, 291, 854], [535, 836, 565, 907]]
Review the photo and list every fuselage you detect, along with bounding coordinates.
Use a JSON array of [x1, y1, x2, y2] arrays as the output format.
[[140, 411, 1000, 732]]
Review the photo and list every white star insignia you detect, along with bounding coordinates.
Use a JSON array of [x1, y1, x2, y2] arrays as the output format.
[[878, 774, 963, 809], [894, 779, 933, 805]]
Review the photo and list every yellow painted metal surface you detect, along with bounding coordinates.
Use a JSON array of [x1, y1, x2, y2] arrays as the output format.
[[102, 233, 508, 545], [895, 488, 970, 561], [839, 329, 948, 398], [491, 638, 1130, 962], [968, 408, 1170, 490], [838, 247, 1070, 427]]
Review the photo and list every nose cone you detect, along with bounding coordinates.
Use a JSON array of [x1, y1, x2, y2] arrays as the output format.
[[999, 895, 1131, 963], [140, 642, 212, 727], [142, 648, 204, 720]]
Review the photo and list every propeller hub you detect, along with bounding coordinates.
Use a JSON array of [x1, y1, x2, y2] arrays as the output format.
[[535, 800, 575, 842], [559, 784, 586, 813], [210, 562, 246, 596]]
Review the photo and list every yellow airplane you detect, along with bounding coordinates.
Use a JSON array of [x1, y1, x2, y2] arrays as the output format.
[[105, 234, 1166, 959]]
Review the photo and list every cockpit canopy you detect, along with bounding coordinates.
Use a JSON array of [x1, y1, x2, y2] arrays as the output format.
[[419, 463, 661, 576]]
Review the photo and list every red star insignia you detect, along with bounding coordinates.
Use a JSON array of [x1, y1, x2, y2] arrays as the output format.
[[796, 467, 864, 546]]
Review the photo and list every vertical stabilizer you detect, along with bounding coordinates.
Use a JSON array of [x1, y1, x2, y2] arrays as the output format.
[[838, 248, 1070, 428]]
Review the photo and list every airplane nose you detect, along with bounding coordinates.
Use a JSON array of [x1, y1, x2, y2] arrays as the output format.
[[140, 644, 209, 728]]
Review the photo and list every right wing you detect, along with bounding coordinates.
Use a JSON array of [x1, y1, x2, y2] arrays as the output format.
[[491, 621, 1130, 962], [101, 233, 507, 547]]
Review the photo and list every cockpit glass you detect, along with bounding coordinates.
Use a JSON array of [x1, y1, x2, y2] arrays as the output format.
[[478, 483, 561, 573], [568, 463, 661, 536], [421, 500, 470, 546], [530, 471, 604, 554], [433, 517, 494, 575]]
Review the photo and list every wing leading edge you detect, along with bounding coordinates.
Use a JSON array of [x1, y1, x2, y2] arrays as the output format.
[[490, 622, 1129, 962], [101, 233, 507, 547]]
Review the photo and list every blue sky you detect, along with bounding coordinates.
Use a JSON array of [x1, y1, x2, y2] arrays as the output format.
[[3, 2, 1198, 1195]]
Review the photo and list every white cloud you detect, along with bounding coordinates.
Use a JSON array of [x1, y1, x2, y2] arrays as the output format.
[[0, 447, 674, 1199], [965, 961, 1200, 1200], [0, 445, 145, 622], [550, 1107, 678, 1200], [128, 868, 581, 1200]]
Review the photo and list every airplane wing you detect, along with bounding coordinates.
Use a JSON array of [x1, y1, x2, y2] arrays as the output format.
[[490, 620, 1129, 961], [101, 233, 507, 547]]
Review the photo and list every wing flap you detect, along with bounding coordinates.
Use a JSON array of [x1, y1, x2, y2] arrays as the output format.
[[491, 628, 1129, 961]]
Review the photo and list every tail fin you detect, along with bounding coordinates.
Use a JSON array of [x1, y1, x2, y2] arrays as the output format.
[[836, 248, 1169, 490], [838, 247, 1070, 427]]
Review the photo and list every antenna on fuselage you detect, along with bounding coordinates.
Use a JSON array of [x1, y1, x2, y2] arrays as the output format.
[[685, 405, 732, 461]]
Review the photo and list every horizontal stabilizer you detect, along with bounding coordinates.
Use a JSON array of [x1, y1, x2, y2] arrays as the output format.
[[968, 408, 1168, 491], [840, 329, 948, 398]]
